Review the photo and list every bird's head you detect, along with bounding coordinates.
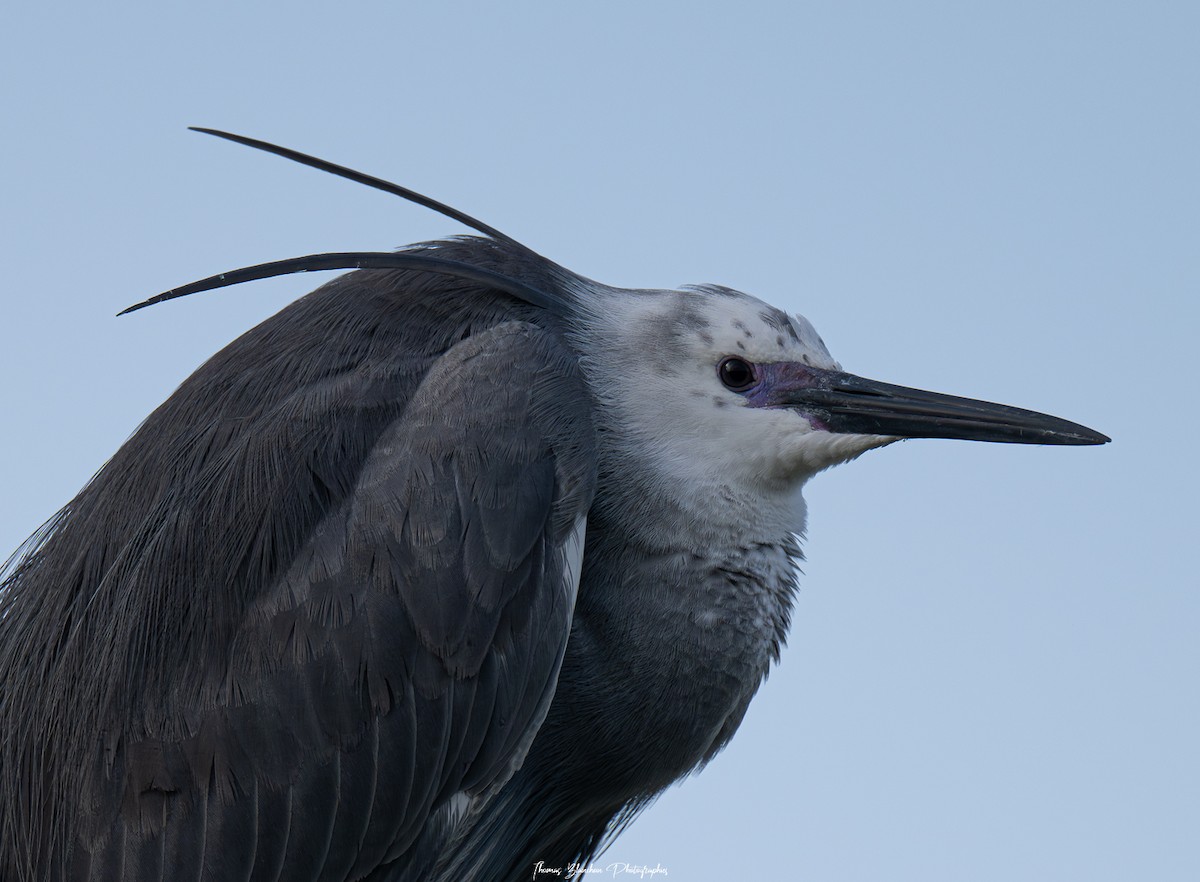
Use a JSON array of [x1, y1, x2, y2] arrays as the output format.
[[571, 282, 1108, 509]]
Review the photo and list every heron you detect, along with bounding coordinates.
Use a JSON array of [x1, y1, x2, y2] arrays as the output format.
[[0, 130, 1109, 882]]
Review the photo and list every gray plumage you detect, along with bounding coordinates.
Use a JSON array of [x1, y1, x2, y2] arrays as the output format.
[[0, 132, 1108, 882]]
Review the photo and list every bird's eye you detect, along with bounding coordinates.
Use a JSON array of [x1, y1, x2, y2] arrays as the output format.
[[717, 357, 757, 392]]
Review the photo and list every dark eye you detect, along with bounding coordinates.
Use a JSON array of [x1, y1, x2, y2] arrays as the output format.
[[717, 356, 756, 391]]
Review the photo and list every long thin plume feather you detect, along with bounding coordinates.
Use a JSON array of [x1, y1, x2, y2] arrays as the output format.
[[118, 252, 565, 315], [189, 127, 527, 247]]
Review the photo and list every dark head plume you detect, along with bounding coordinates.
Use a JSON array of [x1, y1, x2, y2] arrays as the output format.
[[188, 128, 523, 245], [118, 250, 567, 315], [120, 129, 562, 315]]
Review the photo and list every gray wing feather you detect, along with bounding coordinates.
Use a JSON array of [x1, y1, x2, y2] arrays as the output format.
[[67, 320, 595, 881]]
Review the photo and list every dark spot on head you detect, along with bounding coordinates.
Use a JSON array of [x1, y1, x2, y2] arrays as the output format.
[[712, 396, 728, 408], [635, 292, 714, 371], [677, 302, 711, 333], [685, 283, 743, 299], [735, 340, 746, 350], [760, 309, 801, 342], [775, 335, 784, 347], [802, 354, 812, 365], [698, 330, 714, 346]]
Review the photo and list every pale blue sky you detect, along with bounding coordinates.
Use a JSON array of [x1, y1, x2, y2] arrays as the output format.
[[2, 3, 1196, 880]]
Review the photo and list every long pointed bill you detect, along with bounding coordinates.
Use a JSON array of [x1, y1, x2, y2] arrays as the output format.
[[750, 364, 1109, 445]]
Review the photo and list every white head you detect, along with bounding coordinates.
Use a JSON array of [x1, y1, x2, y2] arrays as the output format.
[[568, 283, 878, 543], [575, 283, 890, 485]]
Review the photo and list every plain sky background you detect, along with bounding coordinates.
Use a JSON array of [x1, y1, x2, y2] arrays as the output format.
[[1, 3, 1196, 880]]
